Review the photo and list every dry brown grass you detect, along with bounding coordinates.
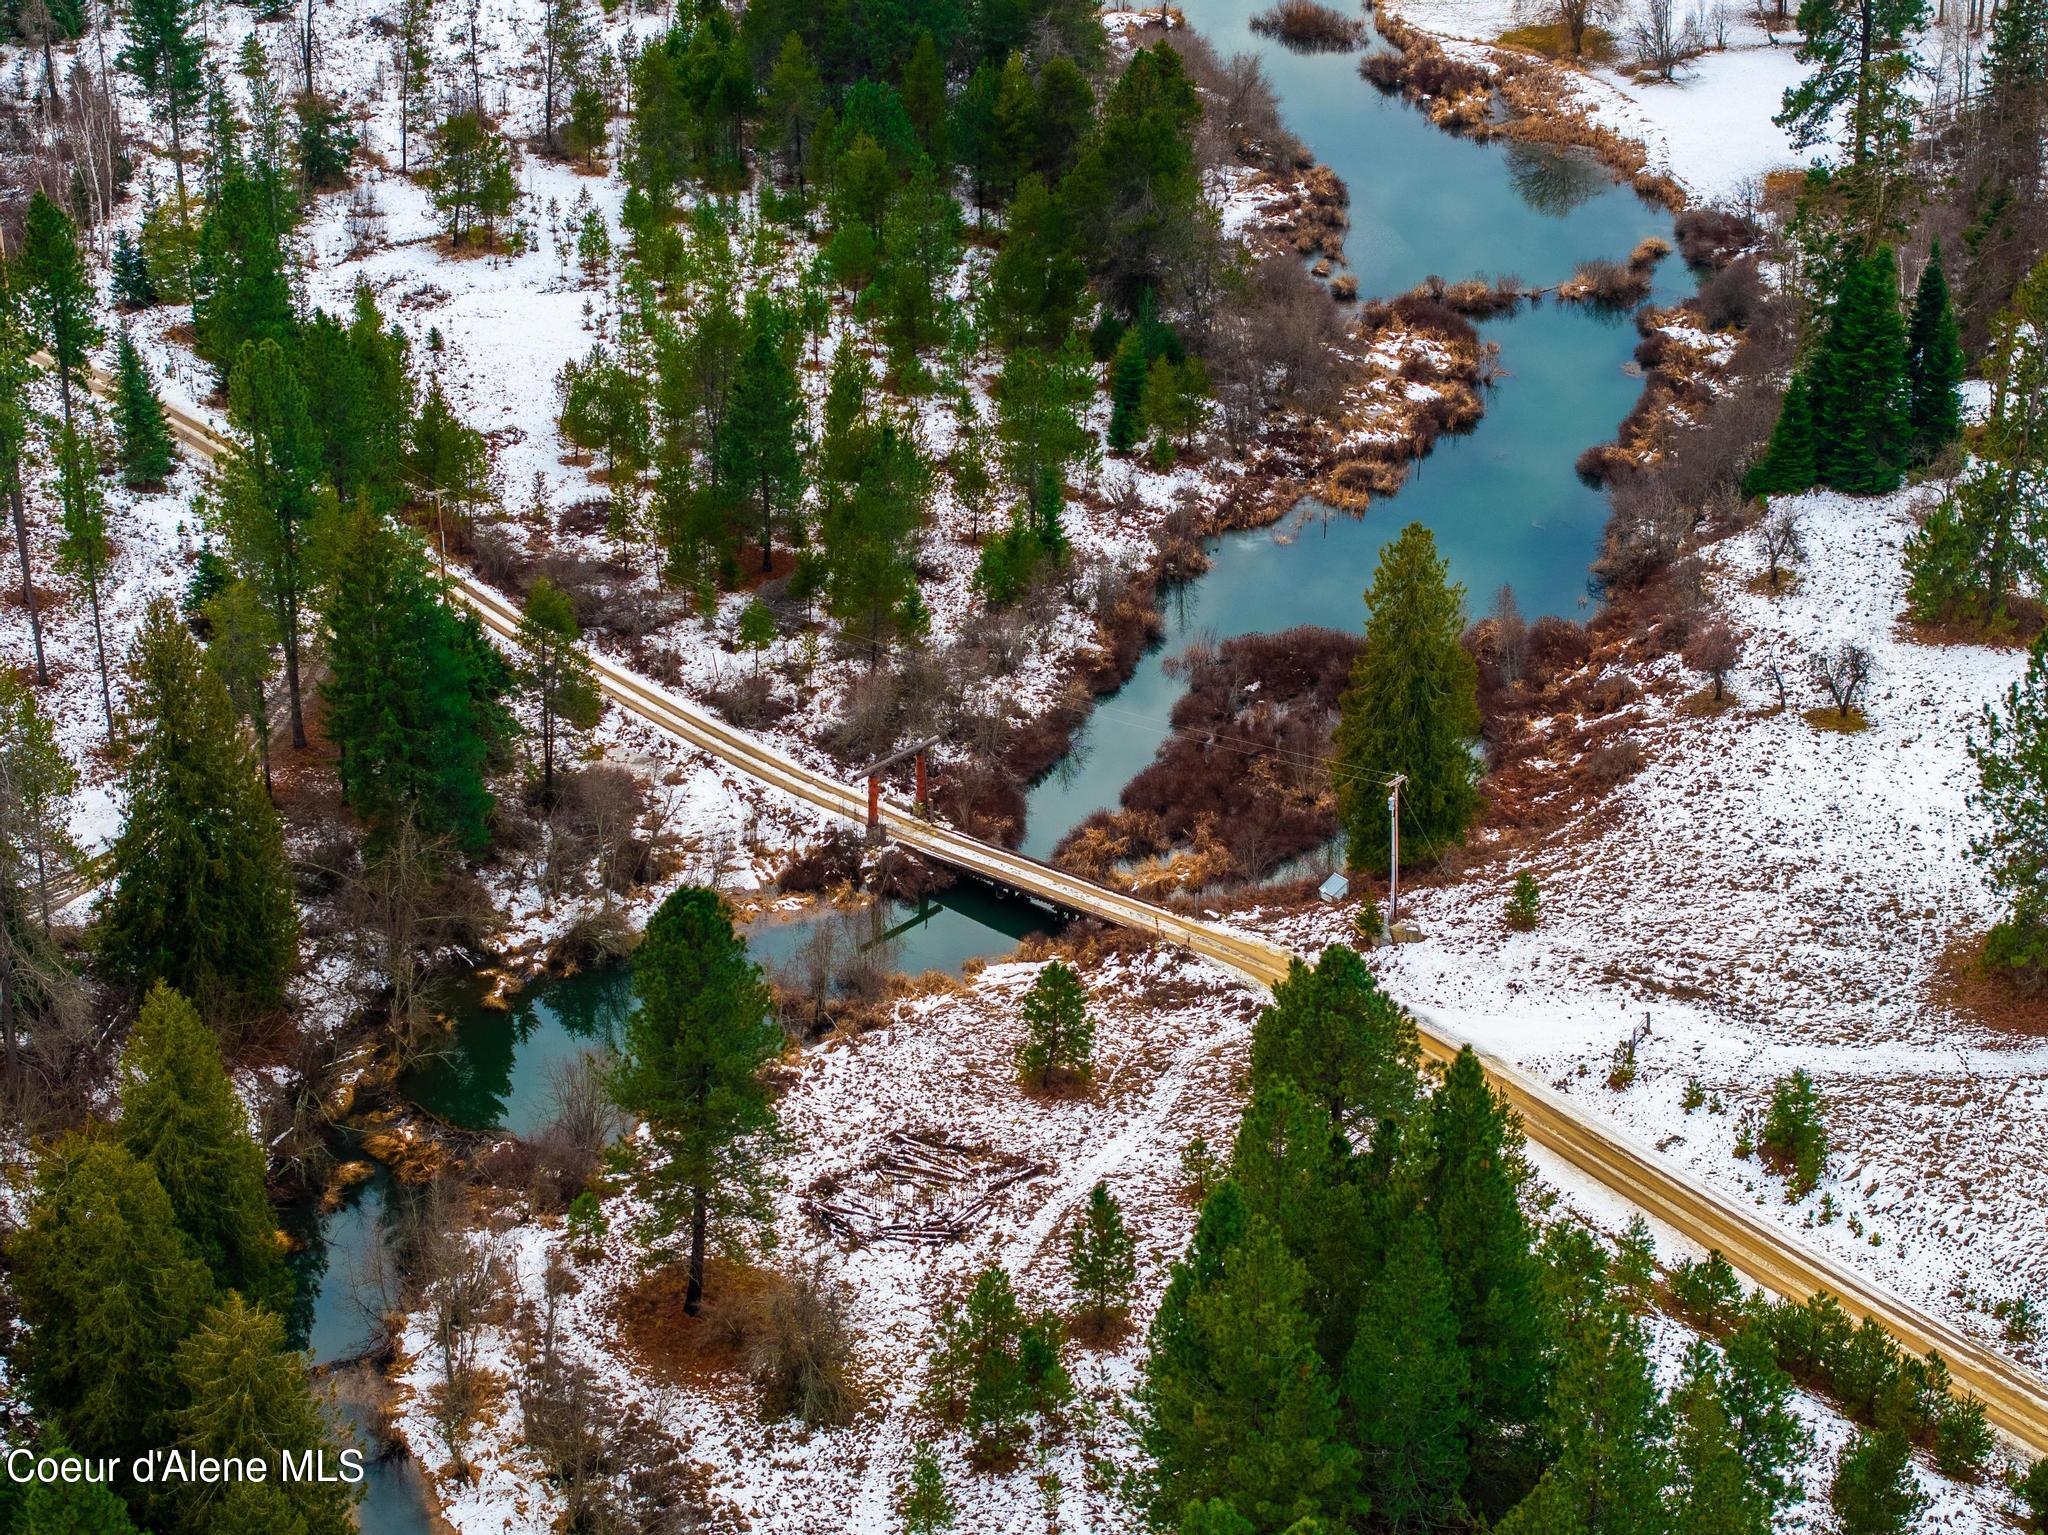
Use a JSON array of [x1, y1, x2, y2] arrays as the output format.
[[1494, 20, 1622, 61], [612, 1257, 782, 1387], [1802, 706, 1869, 734], [1929, 933, 2048, 1037]]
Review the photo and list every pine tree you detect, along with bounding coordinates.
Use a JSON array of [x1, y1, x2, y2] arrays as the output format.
[[538, 0, 591, 154], [1140, 1185, 1358, 1529], [1014, 960, 1095, 1088], [1810, 249, 1911, 495], [762, 34, 824, 193], [1249, 943, 1420, 1141], [12, 1442, 141, 1534], [1107, 326, 1151, 454], [517, 576, 602, 798], [98, 599, 299, 1014], [1775, 0, 1927, 226], [979, 174, 1087, 352], [1495, 1300, 1669, 1535], [717, 296, 805, 573], [899, 1443, 956, 1533], [200, 579, 279, 798], [408, 376, 491, 513], [319, 502, 501, 853], [1717, 1323, 1806, 1516], [819, 406, 929, 662], [1176, 1502, 1257, 1535], [6, 1137, 215, 1466], [1067, 1181, 1137, 1334], [214, 339, 322, 749], [1970, 633, 2048, 980], [174, 1293, 358, 1534], [1830, 1428, 1926, 1535], [302, 285, 415, 513], [876, 160, 964, 370], [608, 886, 780, 1314], [1227, 1079, 1370, 1366], [53, 422, 115, 733], [0, 671, 78, 943], [120, 0, 208, 210], [1343, 1212, 1471, 1532], [924, 1264, 1072, 1461], [1665, 1340, 1791, 1535], [1904, 254, 2048, 629], [1903, 242, 1963, 464], [902, 30, 949, 163], [394, 0, 436, 175], [113, 330, 177, 490], [113, 229, 160, 310], [1060, 44, 1203, 310], [1334, 523, 1482, 873], [18, 193, 102, 431], [429, 112, 519, 248], [1741, 371, 1817, 499], [119, 982, 293, 1312], [192, 174, 297, 380], [1, 256, 48, 684], [1426, 1047, 1551, 1514]]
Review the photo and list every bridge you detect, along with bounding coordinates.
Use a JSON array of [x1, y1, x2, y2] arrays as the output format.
[[65, 364, 2048, 1455]]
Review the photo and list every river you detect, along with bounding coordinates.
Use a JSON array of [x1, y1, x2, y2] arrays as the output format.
[[294, 10, 1694, 1523]]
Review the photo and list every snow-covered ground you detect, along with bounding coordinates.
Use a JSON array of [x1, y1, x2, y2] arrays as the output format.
[[1262, 482, 2048, 1388], [392, 943, 1264, 1533]]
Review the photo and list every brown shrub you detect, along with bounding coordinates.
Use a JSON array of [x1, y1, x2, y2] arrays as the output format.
[[1693, 258, 1767, 331], [1250, 0, 1366, 49], [748, 1262, 863, 1427], [1586, 736, 1646, 786], [1674, 206, 1760, 269], [1524, 615, 1590, 686], [780, 828, 864, 894]]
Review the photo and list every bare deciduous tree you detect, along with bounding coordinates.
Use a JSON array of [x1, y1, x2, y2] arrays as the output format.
[[1683, 618, 1743, 700], [1492, 583, 1530, 684], [1760, 505, 1804, 591], [1812, 642, 1874, 720], [1631, 0, 1705, 79], [1517, 0, 1624, 56]]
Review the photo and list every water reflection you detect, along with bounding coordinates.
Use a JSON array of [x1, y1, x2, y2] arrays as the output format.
[[1505, 141, 1620, 218]]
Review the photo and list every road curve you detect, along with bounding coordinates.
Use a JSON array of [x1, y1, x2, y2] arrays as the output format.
[[104, 370, 2048, 1455]]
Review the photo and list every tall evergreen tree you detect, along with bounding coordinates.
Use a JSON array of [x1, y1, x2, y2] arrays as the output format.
[[762, 33, 824, 193], [192, 174, 297, 378], [5, 1137, 215, 1468], [113, 228, 161, 310], [0, 671, 77, 943], [213, 339, 323, 749], [11, 1442, 141, 1534], [1969, 632, 2048, 980], [113, 330, 178, 490], [1810, 249, 1911, 495], [1334, 523, 1482, 874], [1493, 1300, 1669, 1535], [1228, 1079, 1371, 1365], [717, 295, 805, 573], [608, 886, 780, 1315], [173, 1294, 359, 1534], [819, 404, 929, 661], [299, 285, 414, 512], [980, 174, 1087, 351], [318, 502, 501, 853], [1903, 242, 1963, 464], [1775, 0, 1926, 228], [0, 257, 48, 683], [201, 579, 280, 798], [516, 575, 601, 799], [1249, 944, 1420, 1142], [119, 982, 292, 1311], [1741, 371, 1817, 499], [119, 0, 208, 210], [1904, 253, 2048, 628], [18, 193, 102, 431], [1141, 1183, 1358, 1531], [1425, 1047, 1551, 1514], [1342, 1213, 1472, 1533], [53, 422, 115, 733], [97, 599, 299, 1014], [1059, 44, 1203, 311]]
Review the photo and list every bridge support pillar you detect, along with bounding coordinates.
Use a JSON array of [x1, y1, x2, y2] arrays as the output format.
[[914, 751, 927, 815]]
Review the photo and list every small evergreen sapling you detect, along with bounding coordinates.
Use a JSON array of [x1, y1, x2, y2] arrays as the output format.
[[1505, 871, 1540, 930], [1066, 1181, 1136, 1337], [923, 1265, 1072, 1464], [113, 330, 177, 490], [899, 1443, 956, 1533], [1761, 1069, 1829, 1198], [1015, 960, 1095, 1090], [1743, 371, 1817, 499]]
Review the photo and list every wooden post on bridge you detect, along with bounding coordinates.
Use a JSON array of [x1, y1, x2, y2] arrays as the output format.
[[856, 735, 943, 842], [1386, 774, 1406, 932], [915, 750, 927, 814]]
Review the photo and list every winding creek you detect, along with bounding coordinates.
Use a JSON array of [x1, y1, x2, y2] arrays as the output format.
[[296, 10, 1700, 1523]]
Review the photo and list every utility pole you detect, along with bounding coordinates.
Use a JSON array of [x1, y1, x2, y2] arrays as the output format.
[[1385, 774, 1406, 933]]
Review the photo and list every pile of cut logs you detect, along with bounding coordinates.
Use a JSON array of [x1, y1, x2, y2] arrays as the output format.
[[803, 1132, 1050, 1247]]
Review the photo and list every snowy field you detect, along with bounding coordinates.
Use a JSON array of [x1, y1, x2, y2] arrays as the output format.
[[1262, 481, 2048, 1393]]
